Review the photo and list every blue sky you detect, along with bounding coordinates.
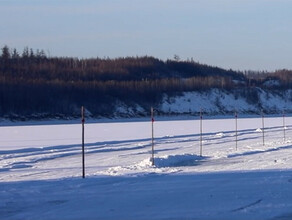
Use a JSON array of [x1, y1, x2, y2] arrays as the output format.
[[1, 0, 291, 71]]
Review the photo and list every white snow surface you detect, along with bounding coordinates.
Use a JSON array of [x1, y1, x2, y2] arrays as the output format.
[[1, 117, 292, 220]]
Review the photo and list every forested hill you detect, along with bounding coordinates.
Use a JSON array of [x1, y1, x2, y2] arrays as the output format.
[[1, 46, 292, 120]]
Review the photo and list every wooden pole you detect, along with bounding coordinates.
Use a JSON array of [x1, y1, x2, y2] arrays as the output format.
[[81, 106, 85, 178], [151, 107, 155, 166], [200, 108, 203, 157], [235, 111, 238, 151], [283, 111, 286, 142], [261, 109, 265, 146]]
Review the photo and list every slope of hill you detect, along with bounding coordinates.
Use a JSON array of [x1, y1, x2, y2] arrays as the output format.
[[159, 88, 292, 115]]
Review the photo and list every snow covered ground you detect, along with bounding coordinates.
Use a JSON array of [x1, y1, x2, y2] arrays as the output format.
[[1, 116, 292, 220]]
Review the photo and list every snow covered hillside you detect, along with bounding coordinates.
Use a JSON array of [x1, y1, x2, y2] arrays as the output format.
[[114, 88, 292, 118], [160, 89, 292, 115], [1, 117, 292, 219]]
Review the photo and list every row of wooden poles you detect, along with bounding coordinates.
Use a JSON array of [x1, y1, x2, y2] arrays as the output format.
[[150, 108, 287, 166], [80, 106, 287, 178]]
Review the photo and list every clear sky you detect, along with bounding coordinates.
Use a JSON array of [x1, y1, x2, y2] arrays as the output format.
[[1, 0, 291, 71]]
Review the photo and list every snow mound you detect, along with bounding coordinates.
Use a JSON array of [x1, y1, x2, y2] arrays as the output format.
[[104, 158, 180, 176], [255, 128, 262, 132], [154, 154, 206, 168], [103, 154, 206, 176], [215, 132, 224, 137]]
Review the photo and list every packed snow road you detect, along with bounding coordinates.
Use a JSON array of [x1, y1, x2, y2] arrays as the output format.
[[0, 116, 292, 219]]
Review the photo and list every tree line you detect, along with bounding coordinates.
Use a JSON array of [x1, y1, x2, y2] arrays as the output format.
[[1, 45, 291, 119]]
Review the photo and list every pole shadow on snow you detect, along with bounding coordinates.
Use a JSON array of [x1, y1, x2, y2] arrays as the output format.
[[1, 124, 290, 172], [228, 144, 292, 158], [1, 124, 288, 156]]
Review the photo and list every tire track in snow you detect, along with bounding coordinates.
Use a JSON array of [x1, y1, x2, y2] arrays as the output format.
[[231, 199, 262, 212]]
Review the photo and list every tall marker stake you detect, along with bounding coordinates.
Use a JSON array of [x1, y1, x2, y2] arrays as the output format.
[[261, 109, 265, 146], [151, 107, 155, 166], [235, 111, 238, 151], [81, 106, 85, 178], [283, 111, 286, 142], [200, 108, 203, 157]]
